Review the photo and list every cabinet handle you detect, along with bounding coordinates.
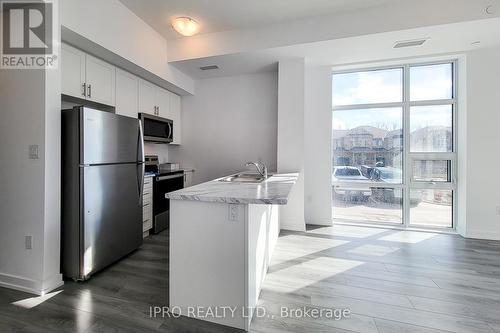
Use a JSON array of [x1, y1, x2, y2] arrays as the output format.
[[87, 84, 92, 99], [82, 83, 86, 97]]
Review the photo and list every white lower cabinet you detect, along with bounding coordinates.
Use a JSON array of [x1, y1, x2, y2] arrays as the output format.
[[184, 170, 194, 188], [143, 175, 153, 237]]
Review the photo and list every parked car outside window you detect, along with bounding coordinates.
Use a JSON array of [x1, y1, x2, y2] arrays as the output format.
[[332, 166, 372, 200]]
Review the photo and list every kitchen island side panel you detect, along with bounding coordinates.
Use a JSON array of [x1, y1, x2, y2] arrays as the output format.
[[169, 200, 247, 330], [245, 204, 280, 329]]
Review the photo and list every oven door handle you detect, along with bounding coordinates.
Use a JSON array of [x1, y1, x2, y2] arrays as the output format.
[[157, 174, 184, 181]]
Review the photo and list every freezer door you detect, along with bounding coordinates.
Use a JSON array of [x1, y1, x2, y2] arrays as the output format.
[[82, 163, 143, 278], [81, 107, 142, 165]]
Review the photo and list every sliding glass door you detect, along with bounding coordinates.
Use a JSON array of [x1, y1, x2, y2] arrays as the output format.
[[332, 61, 456, 228]]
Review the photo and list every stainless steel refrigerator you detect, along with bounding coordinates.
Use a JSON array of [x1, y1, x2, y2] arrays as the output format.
[[61, 106, 145, 281]]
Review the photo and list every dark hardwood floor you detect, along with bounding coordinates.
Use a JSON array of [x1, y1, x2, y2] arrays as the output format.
[[2, 225, 500, 332]]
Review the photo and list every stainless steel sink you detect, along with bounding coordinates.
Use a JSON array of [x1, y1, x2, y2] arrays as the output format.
[[219, 173, 270, 183]]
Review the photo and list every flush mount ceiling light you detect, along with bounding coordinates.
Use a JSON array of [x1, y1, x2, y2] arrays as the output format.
[[171, 17, 200, 37]]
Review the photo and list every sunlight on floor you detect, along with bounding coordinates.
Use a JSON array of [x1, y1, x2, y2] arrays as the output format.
[[12, 290, 63, 309], [268, 257, 364, 292], [347, 244, 400, 256], [273, 234, 349, 263], [379, 230, 437, 243], [310, 225, 387, 239]]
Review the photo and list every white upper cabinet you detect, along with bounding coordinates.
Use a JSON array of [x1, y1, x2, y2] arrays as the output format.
[[85, 54, 116, 106], [61, 43, 182, 145], [61, 44, 86, 99], [115, 68, 139, 119], [61, 43, 116, 106], [156, 88, 171, 119], [138, 79, 157, 116], [170, 93, 181, 145], [138, 80, 173, 120]]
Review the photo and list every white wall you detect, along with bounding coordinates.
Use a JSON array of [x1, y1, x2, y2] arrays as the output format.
[[304, 66, 333, 226], [42, 34, 63, 290], [277, 59, 305, 231], [0, 70, 45, 293], [145, 143, 169, 163], [462, 46, 500, 240], [0, 47, 62, 294], [168, 72, 278, 184], [61, 0, 194, 94]]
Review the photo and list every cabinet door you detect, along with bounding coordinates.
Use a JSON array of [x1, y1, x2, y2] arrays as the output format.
[[184, 171, 193, 187], [61, 44, 86, 99], [170, 93, 182, 145], [156, 87, 171, 119], [115, 69, 139, 119], [86, 54, 116, 106], [138, 79, 157, 115]]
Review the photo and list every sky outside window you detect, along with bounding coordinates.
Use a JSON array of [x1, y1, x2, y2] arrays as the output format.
[[332, 68, 402, 106]]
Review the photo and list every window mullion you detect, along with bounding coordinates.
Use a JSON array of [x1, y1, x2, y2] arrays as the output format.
[[403, 65, 411, 227]]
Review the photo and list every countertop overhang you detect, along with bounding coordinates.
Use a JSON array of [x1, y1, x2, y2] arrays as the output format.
[[165, 172, 299, 205]]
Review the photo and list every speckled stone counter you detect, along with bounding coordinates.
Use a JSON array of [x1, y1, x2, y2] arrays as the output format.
[[165, 172, 298, 205]]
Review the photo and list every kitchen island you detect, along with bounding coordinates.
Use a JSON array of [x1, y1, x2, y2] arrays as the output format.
[[165, 172, 298, 331]]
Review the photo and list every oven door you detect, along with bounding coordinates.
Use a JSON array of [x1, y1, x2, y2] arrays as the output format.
[[153, 172, 184, 233], [140, 113, 173, 143]]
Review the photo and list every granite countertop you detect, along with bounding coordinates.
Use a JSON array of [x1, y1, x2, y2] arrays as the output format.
[[165, 172, 299, 205]]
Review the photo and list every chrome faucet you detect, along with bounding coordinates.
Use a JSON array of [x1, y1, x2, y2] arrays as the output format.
[[245, 161, 268, 179]]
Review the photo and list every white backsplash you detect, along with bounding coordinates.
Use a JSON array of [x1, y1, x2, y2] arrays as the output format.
[[144, 143, 169, 163]]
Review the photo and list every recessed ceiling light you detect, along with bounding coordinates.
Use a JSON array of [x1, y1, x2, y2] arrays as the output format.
[[393, 38, 428, 48], [471, 41, 481, 46], [171, 17, 200, 37]]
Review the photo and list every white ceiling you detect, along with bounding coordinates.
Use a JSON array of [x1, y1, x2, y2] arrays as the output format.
[[171, 18, 500, 79], [119, 0, 401, 40]]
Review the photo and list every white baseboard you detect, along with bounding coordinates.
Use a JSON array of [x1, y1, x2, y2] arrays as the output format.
[[306, 218, 333, 226], [41, 274, 64, 294], [0, 272, 63, 296], [465, 230, 500, 241], [280, 219, 306, 232]]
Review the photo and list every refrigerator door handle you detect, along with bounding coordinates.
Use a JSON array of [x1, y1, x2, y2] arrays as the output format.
[[138, 163, 145, 205], [137, 120, 145, 205], [138, 120, 145, 163]]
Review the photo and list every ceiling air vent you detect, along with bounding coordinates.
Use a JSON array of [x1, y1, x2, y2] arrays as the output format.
[[199, 65, 219, 71], [393, 38, 428, 49]]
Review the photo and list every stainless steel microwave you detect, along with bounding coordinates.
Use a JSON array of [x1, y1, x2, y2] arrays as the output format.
[[139, 113, 173, 143]]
